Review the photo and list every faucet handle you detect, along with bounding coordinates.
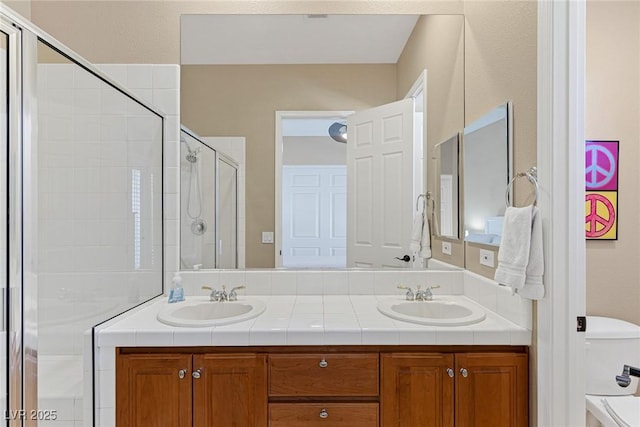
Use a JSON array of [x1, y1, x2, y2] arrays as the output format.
[[228, 285, 246, 301], [397, 284, 415, 301]]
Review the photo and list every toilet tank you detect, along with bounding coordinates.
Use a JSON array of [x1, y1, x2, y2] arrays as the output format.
[[586, 316, 640, 395]]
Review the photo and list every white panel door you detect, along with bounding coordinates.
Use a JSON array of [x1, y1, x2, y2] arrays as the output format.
[[282, 165, 346, 268], [347, 98, 415, 268]]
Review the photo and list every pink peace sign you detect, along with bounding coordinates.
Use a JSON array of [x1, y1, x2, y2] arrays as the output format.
[[585, 193, 615, 238]]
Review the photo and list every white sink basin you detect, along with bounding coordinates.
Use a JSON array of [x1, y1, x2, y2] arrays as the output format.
[[377, 296, 486, 326], [157, 297, 266, 327]]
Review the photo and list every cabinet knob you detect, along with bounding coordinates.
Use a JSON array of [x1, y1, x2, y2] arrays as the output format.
[[178, 369, 187, 379], [446, 368, 454, 378], [319, 408, 329, 419], [192, 368, 202, 379], [460, 368, 468, 378], [319, 359, 328, 368]]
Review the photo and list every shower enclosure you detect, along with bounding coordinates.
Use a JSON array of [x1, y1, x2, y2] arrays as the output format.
[[1, 7, 164, 426], [180, 127, 238, 269]]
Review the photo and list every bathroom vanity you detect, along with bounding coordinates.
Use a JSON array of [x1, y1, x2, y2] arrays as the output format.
[[98, 271, 531, 427], [116, 345, 528, 427]]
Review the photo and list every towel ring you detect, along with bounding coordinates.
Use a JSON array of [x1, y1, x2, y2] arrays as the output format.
[[505, 167, 538, 207], [416, 192, 430, 212]]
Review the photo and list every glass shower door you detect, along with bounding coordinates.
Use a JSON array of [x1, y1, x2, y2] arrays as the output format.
[[216, 155, 238, 269], [0, 29, 8, 426]]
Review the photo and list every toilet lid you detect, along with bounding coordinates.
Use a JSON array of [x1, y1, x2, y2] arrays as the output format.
[[602, 396, 640, 427], [586, 316, 640, 339]]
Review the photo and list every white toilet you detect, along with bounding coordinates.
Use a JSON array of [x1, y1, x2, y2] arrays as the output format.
[[585, 316, 640, 427]]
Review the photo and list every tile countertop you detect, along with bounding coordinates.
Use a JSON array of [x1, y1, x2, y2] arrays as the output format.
[[97, 294, 531, 348]]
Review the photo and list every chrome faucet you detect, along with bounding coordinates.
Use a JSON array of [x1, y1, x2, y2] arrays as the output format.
[[616, 364, 640, 388], [416, 285, 441, 301], [201, 285, 228, 302], [228, 285, 246, 301]]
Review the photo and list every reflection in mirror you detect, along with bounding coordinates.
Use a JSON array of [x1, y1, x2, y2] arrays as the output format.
[[433, 133, 460, 239], [180, 14, 465, 269], [180, 127, 240, 270], [462, 102, 512, 246]]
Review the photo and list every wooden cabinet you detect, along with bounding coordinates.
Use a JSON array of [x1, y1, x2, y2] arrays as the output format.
[[269, 353, 379, 397], [116, 353, 193, 427], [455, 353, 528, 427], [269, 403, 379, 427], [117, 353, 267, 427], [269, 353, 379, 426], [381, 352, 528, 427], [193, 354, 267, 427], [116, 347, 527, 427], [381, 353, 454, 427]]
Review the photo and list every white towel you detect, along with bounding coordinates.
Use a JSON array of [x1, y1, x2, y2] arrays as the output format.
[[419, 215, 432, 259], [409, 212, 432, 259], [494, 205, 544, 299], [409, 213, 424, 252]]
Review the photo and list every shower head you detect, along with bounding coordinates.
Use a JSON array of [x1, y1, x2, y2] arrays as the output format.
[[328, 122, 347, 143], [185, 147, 201, 163]]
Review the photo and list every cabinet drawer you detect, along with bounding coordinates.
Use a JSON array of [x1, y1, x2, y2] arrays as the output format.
[[269, 353, 379, 397], [269, 403, 378, 427]]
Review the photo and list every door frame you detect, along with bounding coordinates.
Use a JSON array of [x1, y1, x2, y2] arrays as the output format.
[[274, 110, 353, 268], [536, 1, 586, 426]]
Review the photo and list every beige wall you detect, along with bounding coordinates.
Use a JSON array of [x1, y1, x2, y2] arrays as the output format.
[[181, 64, 396, 267], [396, 14, 466, 268], [3, 0, 30, 19], [283, 136, 346, 166], [30, 1, 463, 64], [586, 0, 640, 326], [462, 0, 537, 278]]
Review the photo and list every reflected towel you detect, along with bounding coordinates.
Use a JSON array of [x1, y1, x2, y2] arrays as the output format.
[[494, 205, 544, 299], [409, 212, 432, 259], [409, 213, 424, 252], [419, 215, 432, 259]]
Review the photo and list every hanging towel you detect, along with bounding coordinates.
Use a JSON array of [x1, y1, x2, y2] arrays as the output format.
[[409, 212, 432, 259], [409, 212, 424, 252], [419, 215, 432, 259], [494, 205, 544, 299]]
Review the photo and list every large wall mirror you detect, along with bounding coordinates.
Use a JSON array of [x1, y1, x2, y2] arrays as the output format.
[[462, 102, 513, 246], [433, 133, 460, 239], [179, 14, 465, 269]]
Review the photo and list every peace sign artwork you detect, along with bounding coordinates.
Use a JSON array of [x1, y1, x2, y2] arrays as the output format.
[[585, 140, 618, 240]]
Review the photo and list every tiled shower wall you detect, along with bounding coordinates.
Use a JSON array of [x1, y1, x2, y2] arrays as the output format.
[[96, 64, 181, 292], [37, 63, 167, 356]]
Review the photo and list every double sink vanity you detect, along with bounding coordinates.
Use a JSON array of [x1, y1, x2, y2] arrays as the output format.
[[98, 269, 531, 427]]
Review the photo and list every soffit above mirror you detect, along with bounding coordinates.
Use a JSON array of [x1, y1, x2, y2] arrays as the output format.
[[180, 14, 420, 65]]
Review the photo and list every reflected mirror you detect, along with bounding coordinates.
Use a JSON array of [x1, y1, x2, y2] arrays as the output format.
[[433, 133, 460, 239], [462, 102, 512, 246], [180, 14, 465, 269]]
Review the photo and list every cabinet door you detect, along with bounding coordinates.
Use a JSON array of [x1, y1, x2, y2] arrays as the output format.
[[193, 353, 268, 427], [381, 353, 454, 427], [116, 353, 192, 427], [455, 353, 528, 427]]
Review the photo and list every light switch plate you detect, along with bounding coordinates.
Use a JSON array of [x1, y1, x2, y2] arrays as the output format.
[[442, 241, 452, 256], [262, 231, 274, 244], [479, 249, 495, 267]]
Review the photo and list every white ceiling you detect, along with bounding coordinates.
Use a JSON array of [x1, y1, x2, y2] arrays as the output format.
[[181, 14, 420, 65]]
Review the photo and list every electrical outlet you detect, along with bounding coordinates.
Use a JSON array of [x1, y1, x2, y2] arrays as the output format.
[[442, 241, 452, 256], [479, 249, 495, 268], [261, 231, 274, 244]]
